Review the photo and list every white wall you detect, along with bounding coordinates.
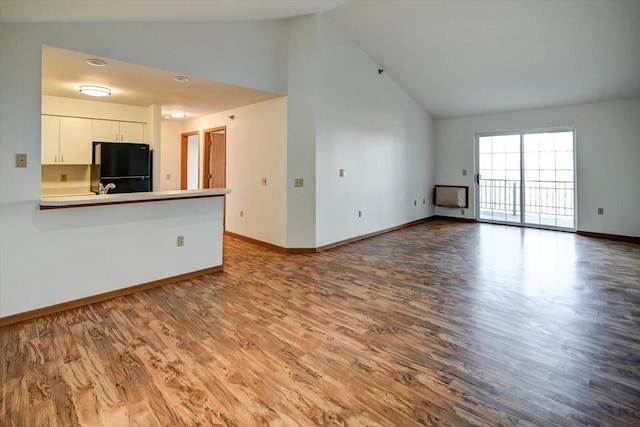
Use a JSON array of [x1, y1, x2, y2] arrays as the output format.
[[434, 98, 640, 237], [42, 95, 150, 122], [147, 105, 162, 191], [180, 98, 288, 248], [159, 120, 182, 191], [0, 21, 286, 317], [315, 15, 435, 247], [186, 135, 199, 190], [286, 15, 318, 248]]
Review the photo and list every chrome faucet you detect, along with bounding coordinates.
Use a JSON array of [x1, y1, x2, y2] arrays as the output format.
[[98, 183, 116, 194]]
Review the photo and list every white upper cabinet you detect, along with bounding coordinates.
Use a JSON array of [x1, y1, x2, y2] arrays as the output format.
[[41, 115, 60, 165], [119, 121, 144, 143], [92, 119, 119, 142], [93, 119, 144, 143], [41, 115, 92, 165], [59, 117, 93, 164]]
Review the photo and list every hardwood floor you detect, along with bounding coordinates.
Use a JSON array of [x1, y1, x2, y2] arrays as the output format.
[[1, 220, 639, 426]]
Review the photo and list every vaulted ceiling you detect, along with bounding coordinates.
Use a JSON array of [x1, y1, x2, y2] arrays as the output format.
[[2, 0, 639, 119], [330, 0, 640, 118]]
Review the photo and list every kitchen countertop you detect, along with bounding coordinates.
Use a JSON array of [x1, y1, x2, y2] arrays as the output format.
[[40, 188, 231, 209]]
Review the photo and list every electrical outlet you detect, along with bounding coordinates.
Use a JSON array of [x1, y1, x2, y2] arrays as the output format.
[[414, 200, 417, 206], [262, 178, 267, 186], [15, 154, 27, 168], [339, 169, 346, 177], [177, 236, 184, 247], [461, 209, 465, 215], [60, 174, 67, 182], [462, 169, 467, 176], [240, 210, 244, 217], [597, 207, 604, 215], [358, 210, 362, 218], [423, 198, 426, 204], [166, 174, 171, 180], [294, 178, 304, 188]]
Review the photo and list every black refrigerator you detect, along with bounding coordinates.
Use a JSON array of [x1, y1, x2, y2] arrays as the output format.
[[91, 142, 152, 194]]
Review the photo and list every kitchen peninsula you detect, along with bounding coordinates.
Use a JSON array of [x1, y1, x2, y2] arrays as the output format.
[[40, 188, 230, 209], [1, 188, 231, 326]]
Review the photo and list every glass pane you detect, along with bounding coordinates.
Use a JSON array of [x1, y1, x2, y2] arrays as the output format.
[[479, 153, 492, 171], [478, 135, 520, 223], [539, 152, 555, 168], [506, 152, 520, 170], [492, 136, 507, 153], [479, 137, 493, 154], [540, 169, 556, 181], [555, 132, 574, 151], [538, 134, 555, 152], [525, 153, 540, 170], [556, 151, 573, 170], [523, 131, 575, 230], [506, 169, 520, 180], [556, 169, 573, 182], [477, 134, 521, 225]]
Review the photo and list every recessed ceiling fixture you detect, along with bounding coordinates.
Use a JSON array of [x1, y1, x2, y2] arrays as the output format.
[[168, 111, 186, 119], [79, 85, 111, 97], [173, 75, 190, 83], [86, 58, 107, 67]]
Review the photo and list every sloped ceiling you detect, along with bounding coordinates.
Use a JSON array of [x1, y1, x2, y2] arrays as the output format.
[[2, 0, 639, 119], [0, 0, 349, 22], [329, 0, 640, 118]]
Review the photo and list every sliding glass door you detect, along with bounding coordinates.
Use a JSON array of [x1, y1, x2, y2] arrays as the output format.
[[476, 128, 576, 230]]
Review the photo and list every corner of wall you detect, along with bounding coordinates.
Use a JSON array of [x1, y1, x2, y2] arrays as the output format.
[[285, 14, 319, 248]]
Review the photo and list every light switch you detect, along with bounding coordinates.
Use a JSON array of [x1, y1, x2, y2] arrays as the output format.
[[16, 154, 27, 168], [262, 178, 267, 186], [462, 169, 467, 176], [339, 169, 346, 177]]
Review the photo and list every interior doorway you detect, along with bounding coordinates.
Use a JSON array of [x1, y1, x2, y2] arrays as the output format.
[[180, 131, 199, 190], [475, 128, 576, 230]]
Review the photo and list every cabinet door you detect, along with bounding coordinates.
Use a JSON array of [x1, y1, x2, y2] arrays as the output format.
[[119, 122, 144, 143], [41, 115, 60, 165], [92, 119, 119, 142], [60, 117, 92, 164]]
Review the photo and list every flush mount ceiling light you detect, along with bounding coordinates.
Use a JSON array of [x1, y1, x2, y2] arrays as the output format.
[[173, 75, 190, 83], [168, 111, 186, 119], [79, 85, 111, 97], [86, 58, 107, 67]]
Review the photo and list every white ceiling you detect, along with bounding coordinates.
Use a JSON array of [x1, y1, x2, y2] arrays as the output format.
[[5, 0, 640, 119], [329, 0, 640, 118], [42, 46, 282, 120], [0, 0, 348, 22]]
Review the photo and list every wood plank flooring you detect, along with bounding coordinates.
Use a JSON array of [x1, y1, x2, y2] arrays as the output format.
[[1, 220, 639, 426]]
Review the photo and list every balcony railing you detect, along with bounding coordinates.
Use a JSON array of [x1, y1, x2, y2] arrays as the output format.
[[479, 178, 574, 217]]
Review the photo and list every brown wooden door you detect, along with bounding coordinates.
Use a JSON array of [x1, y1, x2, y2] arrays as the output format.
[[209, 133, 226, 188], [203, 128, 226, 189]]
